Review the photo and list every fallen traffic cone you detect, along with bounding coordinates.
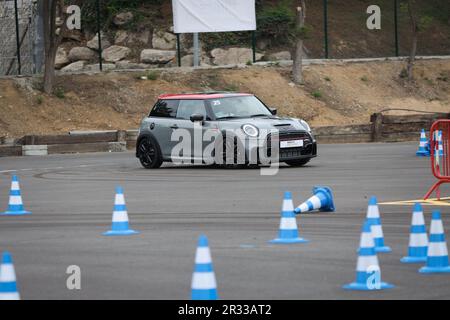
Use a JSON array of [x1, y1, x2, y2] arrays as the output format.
[[191, 235, 218, 300], [1, 175, 31, 215], [269, 191, 308, 244], [416, 129, 429, 156], [0, 252, 20, 300], [343, 220, 394, 291], [401, 203, 428, 263], [419, 210, 450, 273], [294, 186, 335, 214], [103, 186, 139, 236], [366, 196, 391, 253]]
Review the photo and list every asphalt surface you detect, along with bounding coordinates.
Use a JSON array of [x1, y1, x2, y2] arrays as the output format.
[[0, 142, 449, 300]]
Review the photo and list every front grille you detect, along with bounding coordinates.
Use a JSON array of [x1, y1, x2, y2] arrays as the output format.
[[266, 130, 315, 159]]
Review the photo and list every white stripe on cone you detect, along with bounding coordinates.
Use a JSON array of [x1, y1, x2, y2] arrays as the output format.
[[360, 232, 374, 248], [371, 225, 384, 238], [191, 272, 217, 289], [412, 213, 425, 226], [11, 181, 19, 190], [430, 220, 444, 234], [297, 203, 309, 212], [428, 242, 448, 257], [115, 194, 125, 205], [366, 205, 379, 218], [8, 196, 23, 205], [298, 195, 321, 212], [356, 255, 379, 272], [0, 292, 20, 300], [112, 211, 129, 222], [309, 195, 321, 209], [280, 217, 297, 230], [0, 264, 16, 282], [409, 234, 428, 247], [195, 247, 212, 264], [282, 199, 294, 212]]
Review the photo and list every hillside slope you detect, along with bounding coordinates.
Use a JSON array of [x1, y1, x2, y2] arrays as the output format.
[[0, 59, 449, 138]]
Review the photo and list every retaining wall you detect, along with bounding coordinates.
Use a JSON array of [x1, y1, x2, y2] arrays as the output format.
[[1, 113, 449, 157]]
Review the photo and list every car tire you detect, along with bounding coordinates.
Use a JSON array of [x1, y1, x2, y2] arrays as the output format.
[[285, 158, 310, 167], [137, 136, 163, 169]]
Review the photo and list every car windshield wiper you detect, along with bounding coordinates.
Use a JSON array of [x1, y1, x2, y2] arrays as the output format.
[[215, 116, 241, 120]]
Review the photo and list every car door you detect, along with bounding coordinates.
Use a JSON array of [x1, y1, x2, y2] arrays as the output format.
[[148, 99, 180, 159], [172, 100, 213, 163]]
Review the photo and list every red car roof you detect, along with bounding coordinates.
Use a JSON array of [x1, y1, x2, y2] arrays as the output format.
[[158, 93, 253, 100]]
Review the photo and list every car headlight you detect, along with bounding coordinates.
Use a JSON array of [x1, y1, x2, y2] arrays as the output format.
[[299, 119, 311, 132], [242, 124, 259, 137]]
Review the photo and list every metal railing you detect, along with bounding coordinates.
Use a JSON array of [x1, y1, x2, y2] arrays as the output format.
[[424, 120, 450, 200]]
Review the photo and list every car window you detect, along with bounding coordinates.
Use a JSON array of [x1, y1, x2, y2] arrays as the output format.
[[149, 100, 179, 118], [176, 100, 207, 120], [209, 96, 271, 119]]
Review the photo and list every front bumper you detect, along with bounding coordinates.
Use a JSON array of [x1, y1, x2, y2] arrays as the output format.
[[265, 130, 317, 162]]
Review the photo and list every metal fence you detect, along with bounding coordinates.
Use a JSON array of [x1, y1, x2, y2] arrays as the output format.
[[0, 0, 37, 75], [1, 0, 449, 76]]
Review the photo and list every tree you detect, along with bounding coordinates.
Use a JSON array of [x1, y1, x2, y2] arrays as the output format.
[[292, 0, 307, 84], [401, 0, 433, 81], [43, 0, 67, 94]]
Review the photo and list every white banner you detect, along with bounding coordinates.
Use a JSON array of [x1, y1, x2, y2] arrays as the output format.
[[172, 0, 256, 33]]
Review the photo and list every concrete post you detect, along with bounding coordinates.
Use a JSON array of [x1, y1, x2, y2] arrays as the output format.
[[33, 0, 45, 74], [193, 33, 199, 67], [371, 113, 383, 142]]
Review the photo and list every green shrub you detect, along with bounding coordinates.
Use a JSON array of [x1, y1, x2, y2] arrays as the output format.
[[80, 0, 159, 32], [146, 71, 158, 80], [437, 72, 448, 82], [312, 91, 322, 99], [54, 87, 65, 99], [36, 96, 43, 105], [256, 0, 295, 45], [399, 68, 408, 79], [201, 32, 251, 52]]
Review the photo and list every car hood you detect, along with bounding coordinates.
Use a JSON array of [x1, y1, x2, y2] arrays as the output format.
[[217, 116, 309, 132]]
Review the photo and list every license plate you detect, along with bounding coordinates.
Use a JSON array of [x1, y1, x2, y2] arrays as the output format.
[[280, 139, 303, 148]]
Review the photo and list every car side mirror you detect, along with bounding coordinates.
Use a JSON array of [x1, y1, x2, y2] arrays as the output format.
[[270, 108, 277, 115], [190, 113, 204, 122]]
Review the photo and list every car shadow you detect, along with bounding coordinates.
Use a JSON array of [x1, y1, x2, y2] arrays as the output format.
[[157, 163, 316, 170]]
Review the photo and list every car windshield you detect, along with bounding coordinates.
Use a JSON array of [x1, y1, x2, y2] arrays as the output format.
[[209, 96, 272, 119]]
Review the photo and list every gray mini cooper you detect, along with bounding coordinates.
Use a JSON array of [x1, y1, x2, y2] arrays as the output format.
[[136, 92, 317, 168]]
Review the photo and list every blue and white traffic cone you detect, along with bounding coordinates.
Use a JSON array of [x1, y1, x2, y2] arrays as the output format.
[[0, 252, 20, 300], [1, 175, 31, 215], [366, 196, 391, 253], [401, 203, 428, 263], [438, 130, 444, 157], [343, 220, 394, 291], [294, 186, 335, 214], [419, 210, 450, 273], [103, 186, 139, 236], [191, 235, 218, 300], [416, 129, 429, 156], [269, 191, 308, 244]]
